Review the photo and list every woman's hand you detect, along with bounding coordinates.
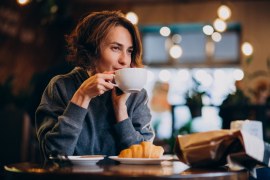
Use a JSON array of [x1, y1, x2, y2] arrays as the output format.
[[112, 88, 130, 122], [71, 73, 115, 109]]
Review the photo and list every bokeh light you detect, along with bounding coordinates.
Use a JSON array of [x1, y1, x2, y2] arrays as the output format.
[[203, 25, 214, 35], [233, 69, 244, 81], [241, 42, 253, 56], [211, 32, 222, 42], [125, 12, 138, 25], [159, 69, 172, 82], [213, 18, 227, 32], [169, 45, 183, 59], [217, 5, 231, 20], [160, 26, 171, 37]]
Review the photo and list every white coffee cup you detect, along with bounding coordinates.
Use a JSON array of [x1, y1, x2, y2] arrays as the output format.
[[114, 68, 147, 93]]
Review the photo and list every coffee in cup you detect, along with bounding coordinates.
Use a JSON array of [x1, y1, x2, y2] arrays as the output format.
[[114, 68, 147, 93]]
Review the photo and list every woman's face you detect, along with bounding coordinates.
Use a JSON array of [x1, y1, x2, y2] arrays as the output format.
[[96, 25, 133, 73]]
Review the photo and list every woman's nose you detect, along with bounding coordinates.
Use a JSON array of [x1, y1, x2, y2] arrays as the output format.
[[118, 52, 130, 65]]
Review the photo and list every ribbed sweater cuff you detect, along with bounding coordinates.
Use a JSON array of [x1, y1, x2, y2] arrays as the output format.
[[62, 102, 88, 127], [114, 118, 136, 138]]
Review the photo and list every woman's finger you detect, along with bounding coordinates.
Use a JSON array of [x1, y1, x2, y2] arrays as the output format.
[[97, 73, 114, 81]]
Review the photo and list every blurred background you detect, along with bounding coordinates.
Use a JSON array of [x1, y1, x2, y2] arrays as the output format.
[[1, 0, 270, 167]]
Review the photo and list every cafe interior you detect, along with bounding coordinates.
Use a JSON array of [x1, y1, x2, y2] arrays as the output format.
[[1, 0, 270, 179]]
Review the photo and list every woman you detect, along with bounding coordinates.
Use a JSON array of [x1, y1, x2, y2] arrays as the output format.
[[36, 10, 154, 160]]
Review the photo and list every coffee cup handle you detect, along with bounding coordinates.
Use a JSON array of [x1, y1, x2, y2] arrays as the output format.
[[109, 81, 118, 87]]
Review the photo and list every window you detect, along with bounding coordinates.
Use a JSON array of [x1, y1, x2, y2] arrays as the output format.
[[140, 23, 241, 67]]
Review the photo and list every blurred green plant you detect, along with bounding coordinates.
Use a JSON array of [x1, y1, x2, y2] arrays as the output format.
[[185, 77, 205, 118], [221, 87, 250, 107], [185, 77, 205, 106]]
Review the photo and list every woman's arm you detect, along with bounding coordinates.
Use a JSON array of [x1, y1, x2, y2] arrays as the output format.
[[71, 73, 115, 109], [36, 72, 115, 159], [35, 77, 88, 160], [113, 89, 155, 149]]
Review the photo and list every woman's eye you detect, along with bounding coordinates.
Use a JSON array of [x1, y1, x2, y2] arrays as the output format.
[[127, 49, 133, 55], [112, 46, 120, 51]]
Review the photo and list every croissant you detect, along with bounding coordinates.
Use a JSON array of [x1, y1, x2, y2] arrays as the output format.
[[118, 141, 164, 158]]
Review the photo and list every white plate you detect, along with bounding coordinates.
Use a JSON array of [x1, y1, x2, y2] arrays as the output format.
[[108, 156, 173, 165], [68, 155, 105, 165]]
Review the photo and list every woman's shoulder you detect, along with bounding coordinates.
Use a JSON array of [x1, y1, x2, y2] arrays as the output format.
[[45, 67, 87, 96], [49, 67, 88, 85]]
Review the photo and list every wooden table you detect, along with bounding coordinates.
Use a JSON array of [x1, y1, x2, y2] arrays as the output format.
[[3, 158, 249, 180]]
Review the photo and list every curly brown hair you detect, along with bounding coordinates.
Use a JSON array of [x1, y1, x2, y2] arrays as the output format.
[[66, 10, 143, 71]]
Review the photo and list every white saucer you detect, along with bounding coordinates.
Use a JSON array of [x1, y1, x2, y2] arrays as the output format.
[[68, 155, 105, 165]]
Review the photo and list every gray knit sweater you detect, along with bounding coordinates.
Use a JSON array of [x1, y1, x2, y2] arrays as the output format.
[[35, 67, 154, 160]]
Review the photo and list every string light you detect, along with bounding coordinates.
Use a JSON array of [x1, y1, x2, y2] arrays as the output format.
[[203, 25, 214, 35], [241, 42, 253, 56], [233, 69, 244, 81], [160, 26, 171, 37], [211, 32, 222, 42], [17, 0, 30, 6], [159, 69, 172, 82], [213, 18, 227, 32], [217, 5, 231, 21], [172, 34, 182, 44], [125, 12, 138, 25], [169, 45, 183, 59]]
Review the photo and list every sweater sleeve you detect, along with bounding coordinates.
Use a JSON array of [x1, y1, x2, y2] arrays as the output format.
[[35, 76, 87, 160], [113, 89, 155, 149]]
